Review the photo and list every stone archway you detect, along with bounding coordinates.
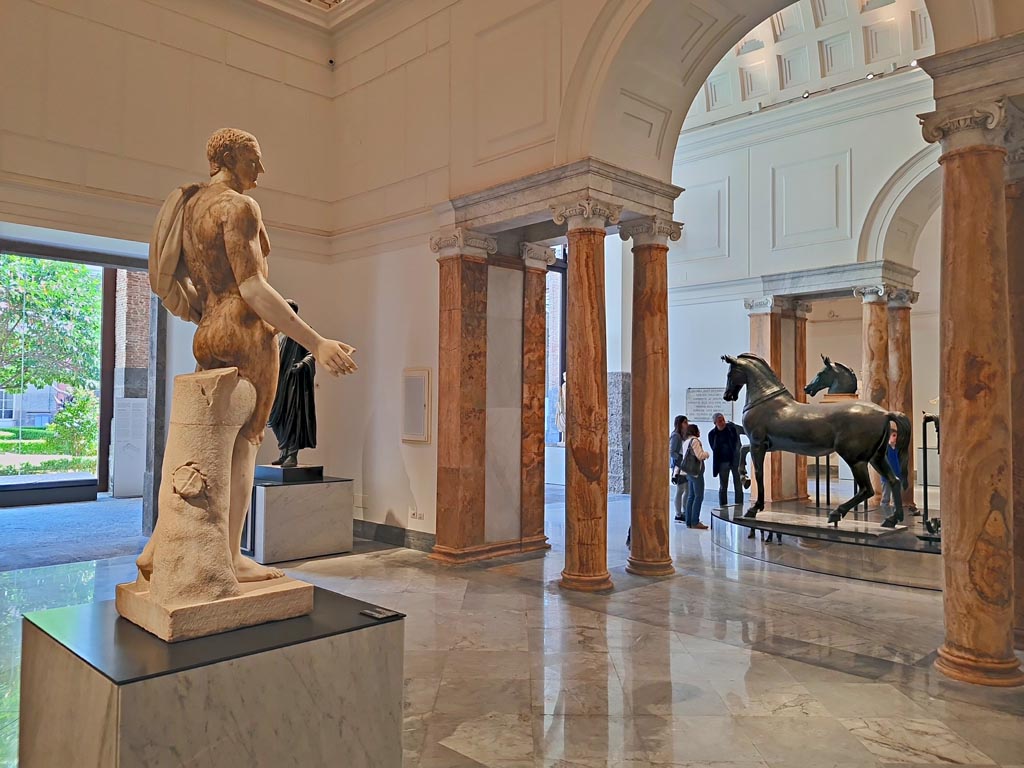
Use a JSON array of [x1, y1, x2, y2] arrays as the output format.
[[555, 0, 1004, 183], [859, 144, 943, 267]]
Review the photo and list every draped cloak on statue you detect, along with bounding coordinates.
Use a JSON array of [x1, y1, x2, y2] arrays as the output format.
[[268, 333, 317, 453]]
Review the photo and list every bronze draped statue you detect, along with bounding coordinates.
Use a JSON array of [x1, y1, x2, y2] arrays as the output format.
[[268, 300, 317, 467]]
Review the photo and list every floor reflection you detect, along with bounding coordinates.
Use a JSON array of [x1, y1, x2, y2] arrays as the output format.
[[0, 490, 1022, 767]]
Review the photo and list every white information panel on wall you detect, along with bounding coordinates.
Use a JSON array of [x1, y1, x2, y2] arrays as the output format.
[[686, 388, 734, 423]]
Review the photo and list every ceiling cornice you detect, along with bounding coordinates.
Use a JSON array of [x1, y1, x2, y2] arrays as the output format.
[[245, 0, 384, 31]]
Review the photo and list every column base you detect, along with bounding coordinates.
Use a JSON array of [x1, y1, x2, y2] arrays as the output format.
[[429, 538, 541, 565], [625, 557, 675, 577], [559, 570, 613, 592], [935, 643, 1024, 687], [519, 534, 551, 554]]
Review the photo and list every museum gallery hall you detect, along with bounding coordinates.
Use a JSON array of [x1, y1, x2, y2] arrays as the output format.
[[1, 0, 1024, 766]]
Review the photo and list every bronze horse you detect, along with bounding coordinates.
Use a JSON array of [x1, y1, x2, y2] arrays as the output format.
[[805, 354, 858, 396], [722, 353, 910, 527]]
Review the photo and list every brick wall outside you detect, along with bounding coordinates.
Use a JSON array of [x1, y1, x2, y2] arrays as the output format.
[[115, 269, 150, 370]]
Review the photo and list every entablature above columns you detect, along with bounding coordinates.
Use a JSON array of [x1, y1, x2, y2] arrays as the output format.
[[444, 157, 682, 237], [670, 260, 918, 309]]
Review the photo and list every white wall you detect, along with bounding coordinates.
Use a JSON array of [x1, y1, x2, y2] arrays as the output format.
[[671, 71, 934, 287]]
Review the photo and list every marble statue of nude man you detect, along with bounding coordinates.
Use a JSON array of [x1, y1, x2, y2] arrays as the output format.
[[140, 127, 357, 583]]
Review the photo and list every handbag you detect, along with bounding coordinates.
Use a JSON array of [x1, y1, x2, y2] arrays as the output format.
[[681, 439, 702, 475], [671, 466, 686, 485]]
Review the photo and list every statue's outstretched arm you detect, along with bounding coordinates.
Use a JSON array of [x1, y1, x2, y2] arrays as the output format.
[[224, 198, 357, 377]]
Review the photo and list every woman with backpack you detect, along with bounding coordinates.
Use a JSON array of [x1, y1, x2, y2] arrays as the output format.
[[669, 415, 689, 522], [681, 423, 710, 529]]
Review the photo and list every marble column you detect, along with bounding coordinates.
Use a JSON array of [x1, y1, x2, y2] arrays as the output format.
[[887, 289, 919, 510], [920, 99, 1024, 685], [745, 296, 802, 501], [856, 285, 891, 503], [551, 198, 622, 592], [620, 217, 681, 577], [520, 243, 554, 554], [793, 303, 810, 500], [1005, 99, 1024, 650], [429, 229, 495, 565]]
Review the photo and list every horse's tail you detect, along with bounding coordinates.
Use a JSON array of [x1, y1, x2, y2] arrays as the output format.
[[888, 412, 912, 489]]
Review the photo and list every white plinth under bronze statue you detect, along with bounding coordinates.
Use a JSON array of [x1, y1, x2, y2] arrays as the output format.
[[117, 128, 358, 642]]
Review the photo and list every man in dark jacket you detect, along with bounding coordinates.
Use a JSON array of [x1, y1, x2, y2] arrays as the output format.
[[709, 412, 744, 507]]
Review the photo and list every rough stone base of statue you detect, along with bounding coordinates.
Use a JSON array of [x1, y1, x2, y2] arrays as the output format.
[[115, 577, 313, 643], [116, 368, 313, 643]]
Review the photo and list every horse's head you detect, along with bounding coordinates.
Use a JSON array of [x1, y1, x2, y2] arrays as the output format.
[[721, 355, 746, 402], [804, 354, 835, 396]]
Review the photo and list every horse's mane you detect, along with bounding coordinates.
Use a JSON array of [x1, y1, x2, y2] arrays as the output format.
[[737, 353, 785, 388], [835, 361, 857, 378]]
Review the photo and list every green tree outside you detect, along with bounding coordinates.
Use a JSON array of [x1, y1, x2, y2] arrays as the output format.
[[0, 254, 101, 392]]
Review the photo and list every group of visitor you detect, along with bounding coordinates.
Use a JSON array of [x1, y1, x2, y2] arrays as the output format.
[[669, 412, 747, 530]]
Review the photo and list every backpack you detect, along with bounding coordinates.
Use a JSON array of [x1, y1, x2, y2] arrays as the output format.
[[681, 438, 702, 475]]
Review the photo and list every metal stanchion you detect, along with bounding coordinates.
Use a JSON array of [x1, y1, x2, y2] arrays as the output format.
[[825, 454, 831, 507], [815, 456, 821, 509]]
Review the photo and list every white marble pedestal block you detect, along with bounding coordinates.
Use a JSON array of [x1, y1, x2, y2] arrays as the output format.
[[20, 588, 404, 768], [252, 476, 354, 564]]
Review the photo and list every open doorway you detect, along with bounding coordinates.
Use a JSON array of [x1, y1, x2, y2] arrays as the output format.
[[0, 251, 150, 570]]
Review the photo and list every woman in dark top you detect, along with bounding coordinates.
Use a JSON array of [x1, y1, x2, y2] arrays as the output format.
[[669, 415, 689, 522]]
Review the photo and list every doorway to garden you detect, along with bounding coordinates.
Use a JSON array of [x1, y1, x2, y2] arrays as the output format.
[[0, 248, 152, 569]]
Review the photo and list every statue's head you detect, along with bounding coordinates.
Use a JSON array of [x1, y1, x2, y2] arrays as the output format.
[[286, 299, 300, 315], [206, 128, 265, 191]]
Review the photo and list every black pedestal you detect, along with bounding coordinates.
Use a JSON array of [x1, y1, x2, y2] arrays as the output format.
[[254, 463, 324, 482]]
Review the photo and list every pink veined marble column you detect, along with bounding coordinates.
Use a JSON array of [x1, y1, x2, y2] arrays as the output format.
[[920, 100, 1024, 686], [620, 217, 681, 577], [551, 198, 621, 592]]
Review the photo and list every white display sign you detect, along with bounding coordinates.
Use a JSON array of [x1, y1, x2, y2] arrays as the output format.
[[111, 398, 148, 498], [685, 387, 734, 423]]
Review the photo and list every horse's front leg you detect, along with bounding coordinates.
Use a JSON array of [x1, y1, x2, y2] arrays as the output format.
[[744, 444, 767, 518], [828, 461, 874, 525]]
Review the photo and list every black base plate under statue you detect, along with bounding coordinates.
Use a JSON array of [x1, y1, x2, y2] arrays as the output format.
[[255, 464, 324, 483]]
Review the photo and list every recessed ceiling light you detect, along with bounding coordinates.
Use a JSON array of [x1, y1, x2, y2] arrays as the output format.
[[865, 72, 875, 80], [910, 59, 918, 67], [801, 90, 810, 99]]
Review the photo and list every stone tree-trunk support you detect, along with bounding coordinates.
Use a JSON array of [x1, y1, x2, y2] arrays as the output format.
[[620, 217, 681, 577], [551, 198, 622, 592], [116, 369, 313, 641], [920, 98, 1024, 685], [887, 289, 919, 510], [1005, 98, 1024, 650], [521, 243, 555, 554], [856, 285, 891, 504], [430, 228, 496, 564]]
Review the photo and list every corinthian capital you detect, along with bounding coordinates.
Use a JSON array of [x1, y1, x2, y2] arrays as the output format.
[[618, 217, 683, 247], [520, 242, 556, 271], [429, 228, 498, 259], [550, 197, 622, 231], [1006, 98, 1024, 183], [918, 99, 1006, 152], [887, 289, 919, 309], [854, 285, 890, 303]]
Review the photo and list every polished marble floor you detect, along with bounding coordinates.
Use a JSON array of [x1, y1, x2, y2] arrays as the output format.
[[2, 492, 1023, 767]]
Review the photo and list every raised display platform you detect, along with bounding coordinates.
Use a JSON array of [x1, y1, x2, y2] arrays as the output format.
[[19, 587, 404, 767], [711, 502, 942, 590], [0, 472, 98, 507]]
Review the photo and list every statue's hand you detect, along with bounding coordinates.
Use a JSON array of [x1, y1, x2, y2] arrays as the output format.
[[315, 338, 357, 376]]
